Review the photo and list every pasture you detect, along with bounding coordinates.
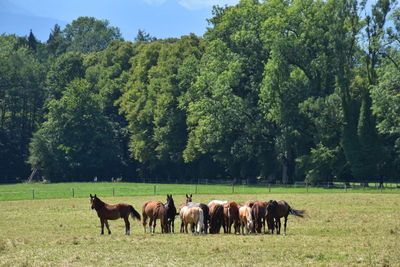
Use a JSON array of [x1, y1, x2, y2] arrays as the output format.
[[0, 192, 399, 266]]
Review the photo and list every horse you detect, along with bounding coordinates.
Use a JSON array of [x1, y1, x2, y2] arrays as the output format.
[[251, 201, 268, 234], [142, 200, 168, 234], [244, 200, 257, 208], [208, 200, 227, 207], [239, 205, 254, 235], [184, 194, 209, 234], [222, 201, 240, 234], [164, 194, 177, 233], [208, 203, 224, 234], [89, 194, 141, 235], [266, 200, 305, 235], [180, 206, 204, 234]]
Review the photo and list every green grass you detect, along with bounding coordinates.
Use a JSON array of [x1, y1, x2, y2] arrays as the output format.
[[0, 193, 399, 266], [0, 182, 399, 201]]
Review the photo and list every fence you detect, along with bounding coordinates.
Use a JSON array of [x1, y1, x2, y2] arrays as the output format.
[[0, 180, 399, 201]]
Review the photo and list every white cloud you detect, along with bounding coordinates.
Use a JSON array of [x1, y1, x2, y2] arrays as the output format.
[[143, 0, 167, 6], [178, 0, 239, 10]]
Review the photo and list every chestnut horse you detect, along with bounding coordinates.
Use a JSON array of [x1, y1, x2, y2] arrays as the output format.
[[89, 194, 140, 235], [266, 200, 305, 235], [180, 206, 204, 234], [239, 205, 254, 234], [209, 203, 224, 234], [164, 194, 177, 233], [251, 201, 268, 233], [142, 200, 168, 233], [223, 201, 240, 234]]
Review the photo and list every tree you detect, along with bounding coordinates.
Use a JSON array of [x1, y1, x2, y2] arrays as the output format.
[[135, 29, 157, 43], [183, 0, 273, 183], [45, 52, 85, 100], [63, 17, 123, 54], [28, 79, 121, 181], [47, 24, 66, 55], [0, 35, 46, 182], [28, 29, 37, 51]]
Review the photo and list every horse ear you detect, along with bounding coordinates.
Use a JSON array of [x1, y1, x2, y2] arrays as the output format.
[[94, 194, 97, 198], [90, 194, 93, 198], [186, 194, 188, 198], [190, 194, 192, 197]]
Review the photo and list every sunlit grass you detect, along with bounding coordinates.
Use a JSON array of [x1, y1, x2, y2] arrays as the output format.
[[0, 193, 399, 266], [0, 182, 399, 201]]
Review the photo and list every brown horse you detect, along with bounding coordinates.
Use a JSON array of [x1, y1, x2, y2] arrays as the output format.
[[244, 200, 257, 208], [266, 200, 305, 235], [251, 201, 268, 234], [209, 203, 224, 234], [239, 205, 253, 235], [142, 200, 168, 233], [89, 194, 141, 235], [180, 206, 204, 234], [223, 201, 240, 234]]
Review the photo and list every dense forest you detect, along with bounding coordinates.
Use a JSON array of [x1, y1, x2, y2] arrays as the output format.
[[0, 0, 399, 185]]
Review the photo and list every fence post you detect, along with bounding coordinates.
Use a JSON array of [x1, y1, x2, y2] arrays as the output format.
[[195, 184, 198, 194], [154, 185, 156, 195], [32, 189, 35, 199], [344, 183, 347, 192], [306, 182, 309, 193], [72, 188, 75, 198], [232, 182, 235, 193], [112, 188, 115, 197]]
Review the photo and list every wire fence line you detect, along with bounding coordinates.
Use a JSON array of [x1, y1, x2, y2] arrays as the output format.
[[0, 181, 399, 201]]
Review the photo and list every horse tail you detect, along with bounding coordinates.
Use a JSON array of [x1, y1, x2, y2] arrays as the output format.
[[130, 205, 141, 220], [288, 205, 305, 218], [198, 208, 204, 233]]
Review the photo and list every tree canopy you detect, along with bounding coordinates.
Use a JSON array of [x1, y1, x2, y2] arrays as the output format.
[[1, 2, 399, 184]]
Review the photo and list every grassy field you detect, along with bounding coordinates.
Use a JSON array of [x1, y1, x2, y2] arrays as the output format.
[[0, 182, 399, 201], [0, 192, 399, 266]]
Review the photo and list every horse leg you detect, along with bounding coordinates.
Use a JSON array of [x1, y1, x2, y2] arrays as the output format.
[[172, 219, 174, 233], [100, 218, 105, 235], [150, 218, 155, 234], [124, 216, 130, 235], [142, 214, 147, 233], [276, 218, 281, 235], [283, 216, 288, 236], [104, 220, 111, 234]]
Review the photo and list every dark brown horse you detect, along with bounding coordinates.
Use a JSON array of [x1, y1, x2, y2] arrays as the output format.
[[209, 203, 224, 234], [266, 200, 305, 235], [142, 200, 168, 233], [164, 194, 177, 233], [251, 201, 268, 234], [90, 194, 141, 235], [223, 201, 240, 234]]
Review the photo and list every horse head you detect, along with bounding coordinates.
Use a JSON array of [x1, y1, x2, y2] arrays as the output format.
[[89, 194, 97, 209], [185, 194, 192, 203]]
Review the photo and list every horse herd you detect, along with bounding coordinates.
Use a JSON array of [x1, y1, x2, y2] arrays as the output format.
[[89, 193, 305, 236]]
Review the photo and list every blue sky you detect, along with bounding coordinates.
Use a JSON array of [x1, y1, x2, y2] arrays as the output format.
[[0, 0, 240, 41]]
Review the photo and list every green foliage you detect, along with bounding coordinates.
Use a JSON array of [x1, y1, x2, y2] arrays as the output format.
[[1, 2, 400, 184], [63, 17, 123, 54], [28, 79, 120, 181]]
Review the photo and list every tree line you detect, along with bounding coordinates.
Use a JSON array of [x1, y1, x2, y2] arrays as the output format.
[[0, 0, 399, 185]]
